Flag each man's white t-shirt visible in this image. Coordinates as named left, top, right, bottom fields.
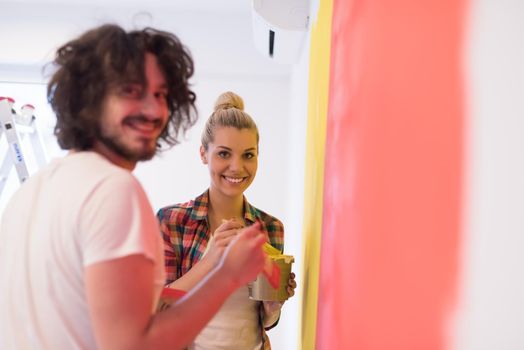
left=0, top=152, right=165, bottom=350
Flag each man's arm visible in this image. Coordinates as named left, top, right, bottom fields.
left=86, top=224, right=266, bottom=350
left=166, top=219, right=243, bottom=291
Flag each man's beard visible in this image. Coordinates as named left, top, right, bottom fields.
left=98, top=133, right=157, bottom=162
left=96, top=115, right=163, bottom=162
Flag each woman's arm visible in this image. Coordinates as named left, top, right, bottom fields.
left=166, top=219, right=245, bottom=291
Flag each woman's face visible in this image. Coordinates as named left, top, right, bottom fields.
left=201, top=126, right=258, bottom=199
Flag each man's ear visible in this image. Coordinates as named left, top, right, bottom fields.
left=200, top=145, right=208, bottom=164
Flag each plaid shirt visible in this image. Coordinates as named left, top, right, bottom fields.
left=157, top=190, right=284, bottom=350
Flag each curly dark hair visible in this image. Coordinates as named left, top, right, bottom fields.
left=47, top=24, right=197, bottom=150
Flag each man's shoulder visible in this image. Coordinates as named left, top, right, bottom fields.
left=74, top=153, right=141, bottom=194
left=71, top=152, right=132, bottom=177
left=46, top=152, right=133, bottom=185
left=14, top=152, right=135, bottom=199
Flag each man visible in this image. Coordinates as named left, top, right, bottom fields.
left=0, top=24, right=267, bottom=350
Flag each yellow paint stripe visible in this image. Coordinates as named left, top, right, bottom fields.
left=300, top=1, right=333, bottom=349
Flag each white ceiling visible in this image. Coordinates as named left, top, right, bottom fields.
left=0, top=0, right=292, bottom=82
left=6, top=0, right=252, bottom=14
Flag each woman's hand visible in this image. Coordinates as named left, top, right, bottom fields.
left=213, top=218, right=245, bottom=248
left=218, top=222, right=267, bottom=288
left=286, top=272, right=297, bottom=298
left=262, top=271, right=297, bottom=326
left=202, top=218, right=244, bottom=265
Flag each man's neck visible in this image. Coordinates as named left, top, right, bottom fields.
left=91, top=142, right=136, bottom=171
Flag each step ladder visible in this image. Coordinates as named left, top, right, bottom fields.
left=0, top=97, right=47, bottom=197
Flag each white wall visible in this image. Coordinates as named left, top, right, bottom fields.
left=1, top=2, right=306, bottom=349
left=453, top=1, right=524, bottom=349
left=0, top=2, right=290, bottom=79
left=272, top=35, right=310, bottom=350
left=135, top=73, right=300, bottom=350
left=135, top=75, right=290, bottom=224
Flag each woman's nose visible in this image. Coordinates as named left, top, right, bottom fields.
left=228, top=156, right=243, bottom=170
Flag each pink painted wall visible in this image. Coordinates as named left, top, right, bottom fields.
left=316, top=1, right=466, bottom=348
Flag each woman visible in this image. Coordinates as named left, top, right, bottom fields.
left=157, top=91, right=295, bottom=349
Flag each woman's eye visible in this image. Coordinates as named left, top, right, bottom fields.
left=218, top=151, right=229, bottom=158
left=244, top=152, right=256, bottom=159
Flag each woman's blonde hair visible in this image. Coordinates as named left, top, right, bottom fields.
left=201, top=91, right=259, bottom=150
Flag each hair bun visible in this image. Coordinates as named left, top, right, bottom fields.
left=214, top=91, right=244, bottom=112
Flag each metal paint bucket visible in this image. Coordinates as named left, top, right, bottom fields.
left=248, top=255, right=294, bottom=301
